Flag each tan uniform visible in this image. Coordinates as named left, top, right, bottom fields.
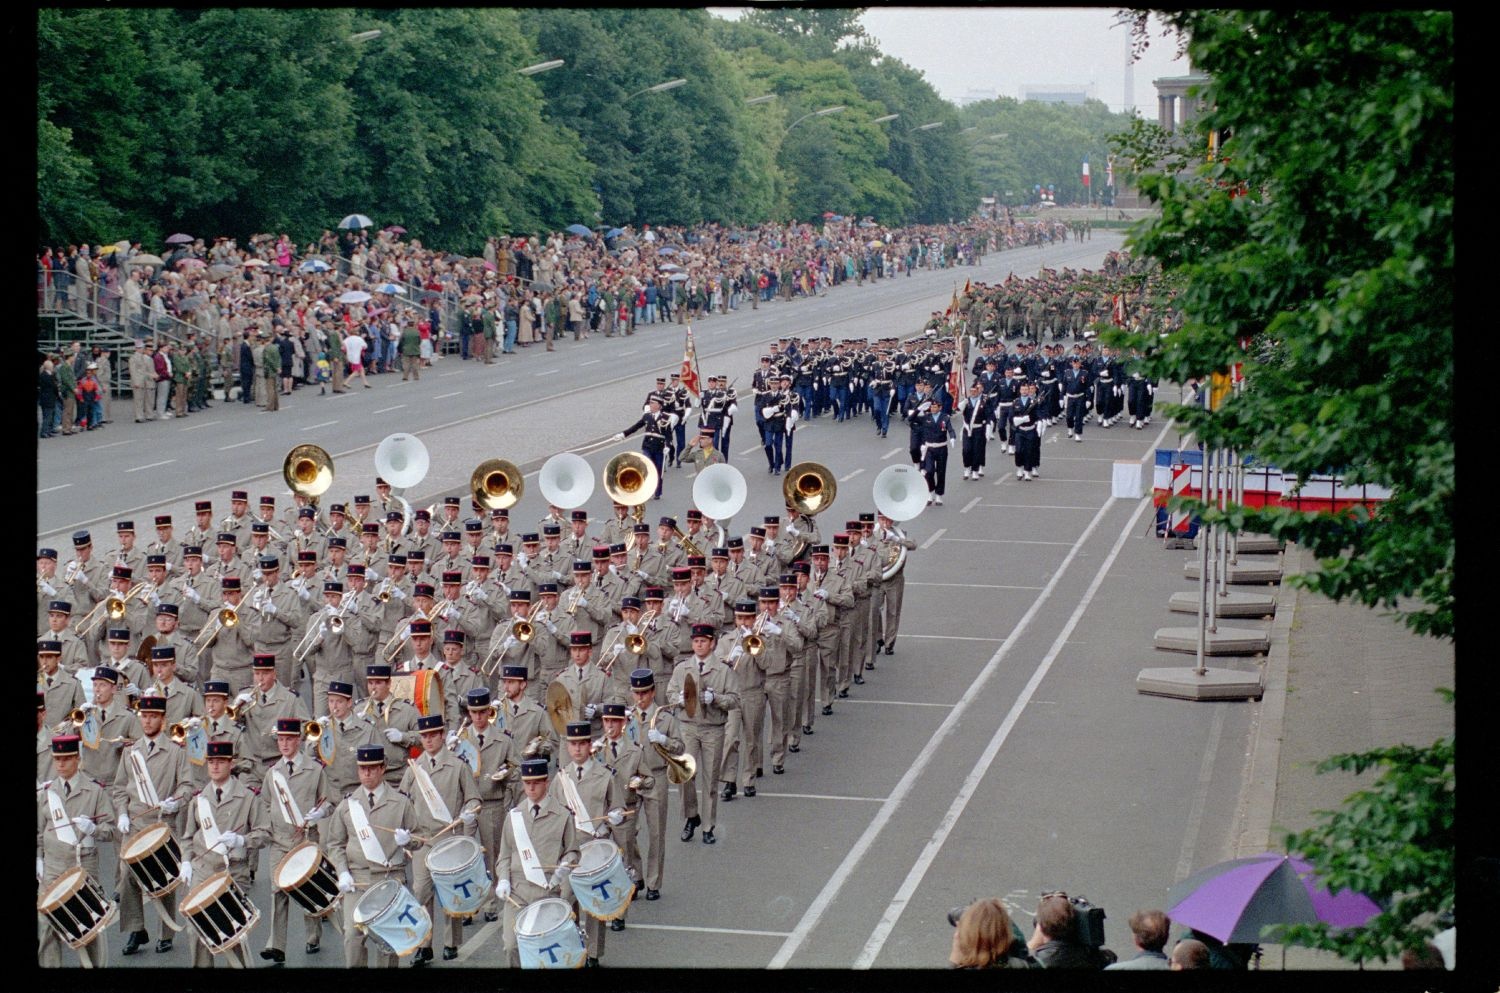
left=356, top=695, right=420, bottom=787
left=547, top=757, right=625, bottom=959
left=665, top=656, right=739, bottom=830
left=111, top=733, right=193, bottom=938
left=324, top=784, right=423, bottom=967
left=497, top=792, right=580, bottom=966
left=183, top=775, right=270, bottom=967
left=261, top=750, right=332, bottom=955
left=622, top=704, right=685, bottom=891
left=37, top=772, right=119, bottom=967
left=400, top=748, right=479, bottom=952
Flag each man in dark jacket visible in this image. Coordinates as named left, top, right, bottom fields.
left=1026, top=895, right=1110, bottom=969
left=238, top=332, right=256, bottom=404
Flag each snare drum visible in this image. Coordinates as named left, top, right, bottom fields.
left=38, top=867, right=117, bottom=950
left=180, top=872, right=260, bottom=955
left=352, top=878, right=431, bottom=958
left=273, top=842, right=342, bottom=919
left=425, top=835, right=491, bottom=917
left=120, top=821, right=184, bottom=899
left=515, top=897, right=587, bottom=969
left=569, top=839, right=635, bottom=921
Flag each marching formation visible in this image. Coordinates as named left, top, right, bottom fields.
left=37, top=419, right=924, bottom=969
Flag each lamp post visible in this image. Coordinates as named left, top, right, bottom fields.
left=784, top=105, right=846, bottom=134
left=625, top=78, right=687, bottom=100
left=872, top=113, right=900, bottom=125
left=518, top=59, right=565, bottom=76
left=746, top=94, right=776, bottom=106
left=911, top=121, right=944, bottom=132
left=349, top=29, right=382, bottom=43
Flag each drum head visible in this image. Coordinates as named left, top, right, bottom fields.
left=38, top=867, right=87, bottom=912
left=353, top=877, right=401, bottom=925
left=181, top=872, right=232, bottom=915
left=427, top=834, right=481, bottom=872
left=576, top=839, right=620, bottom=875
left=122, top=821, right=170, bottom=861
left=517, top=897, right=572, bottom=936
left=275, top=843, right=321, bottom=890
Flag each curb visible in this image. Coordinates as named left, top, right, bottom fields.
left=1231, top=542, right=1303, bottom=857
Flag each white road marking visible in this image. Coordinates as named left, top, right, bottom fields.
left=535, top=369, right=560, bottom=377
left=940, top=538, right=1074, bottom=546
left=87, top=440, right=132, bottom=451
left=959, top=496, right=981, bottom=514
left=905, top=583, right=1045, bottom=591
left=302, top=420, right=339, bottom=431
left=881, top=447, right=903, bottom=460
left=620, top=350, right=638, bottom=357
left=853, top=484, right=1157, bottom=968
left=755, top=791, right=890, bottom=802
left=179, top=420, right=220, bottom=431
left=837, top=699, right=955, bottom=708
left=580, top=359, right=601, bottom=367
left=433, top=391, right=463, bottom=400
left=739, top=445, right=762, bottom=456
left=488, top=380, right=515, bottom=387
left=980, top=503, right=1101, bottom=510
left=628, top=924, right=793, bottom=938
left=769, top=419, right=1173, bottom=971
left=126, top=459, right=177, bottom=473
left=1174, top=705, right=1228, bottom=883
left=37, top=484, right=73, bottom=495
left=217, top=439, right=261, bottom=451
left=918, top=528, right=946, bottom=550
left=652, top=341, right=671, bottom=349
left=837, top=468, right=865, bottom=482
left=373, top=404, right=407, bottom=414
left=440, top=370, right=463, bottom=377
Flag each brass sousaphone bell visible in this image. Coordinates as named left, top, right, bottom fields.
left=602, top=452, right=659, bottom=515
left=284, top=444, right=335, bottom=506
left=783, top=461, right=837, bottom=558
left=470, top=458, right=524, bottom=511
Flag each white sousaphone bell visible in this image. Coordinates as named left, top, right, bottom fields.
left=691, top=463, right=747, bottom=545
left=538, top=453, right=596, bottom=511
left=871, top=464, right=927, bottom=580
left=374, top=433, right=431, bottom=536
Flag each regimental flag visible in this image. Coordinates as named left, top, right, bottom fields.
left=1105, top=155, right=1115, bottom=189
left=1082, top=156, right=1091, bottom=187
left=681, top=326, right=702, bottom=396
left=1112, top=294, right=1126, bottom=327
left=945, top=282, right=959, bottom=321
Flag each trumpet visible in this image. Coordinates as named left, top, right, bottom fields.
left=225, top=698, right=255, bottom=722
left=375, top=577, right=394, bottom=603
left=37, top=572, right=58, bottom=596
left=168, top=716, right=203, bottom=745
left=64, top=560, right=82, bottom=584
left=564, top=585, right=585, bottom=617
left=488, top=760, right=514, bottom=783
left=51, top=706, right=92, bottom=733
left=304, top=718, right=325, bottom=743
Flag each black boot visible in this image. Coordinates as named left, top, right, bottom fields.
left=680, top=815, right=700, bottom=842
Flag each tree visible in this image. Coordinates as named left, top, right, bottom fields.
left=743, top=9, right=869, bottom=58
left=1117, top=10, right=1454, bottom=640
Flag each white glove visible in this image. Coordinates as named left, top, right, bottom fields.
left=552, top=864, right=572, bottom=889
left=305, top=804, right=328, bottom=823
left=763, top=621, right=783, bottom=635
left=446, top=732, right=459, bottom=749
left=296, top=586, right=311, bottom=601
left=36, top=857, right=44, bottom=881
left=495, top=878, right=511, bottom=901
left=635, top=569, right=649, bottom=580
left=337, top=870, right=355, bottom=893
left=593, top=824, right=610, bottom=839
left=234, top=690, right=254, bottom=706
left=71, top=815, right=96, bottom=837
left=606, top=808, right=625, bottom=826
left=39, top=580, right=57, bottom=597
left=814, top=589, right=828, bottom=600
left=263, top=601, right=278, bottom=616
left=700, top=688, right=715, bottom=706
left=785, top=524, right=800, bottom=537
left=459, top=808, right=477, bottom=827
left=473, top=588, right=488, bottom=602
left=727, top=645, right=743, bottom=661
left=150, top=591, right=162, bottom=607
left=675, top=692, right=685, bottom=707
left=582, top=703, right=597, bottom=719
left=159, top=796, right=181, bottom=814
left=394, top=827, right=412, bottom=846
left=383, top=727, right=404, bottom=743
left=181, top=859, right=193, bottom=885
left=392, top=587, right=407, bottom=601
left=125, top=682, right=142, bottom=698
left=186, top=587, right=202, bottom=604
left=118, top=813, right=131, bottom=834
left=219, top=830, right=245, bottom=851
left=647, top=728, right=668, bottom=745
left=610, top=432, right=625, bottom=443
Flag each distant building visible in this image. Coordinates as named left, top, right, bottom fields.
left=1020, top=83, right=1095, bottom=106
left=957, top=87, right=999, bottom=108
left=1152, top=63, right=1211, bottom=133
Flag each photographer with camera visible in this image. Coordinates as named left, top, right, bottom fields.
left=1025, top=892, right=1115, bottom=969
left=948, top=899, right=1036, bottom=970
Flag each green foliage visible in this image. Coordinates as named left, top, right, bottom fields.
left=1121, top=10, right=1454, bottom=640
left=963, top=96, right=1134, bottom=206
left=1279, top=726, right=1455, bottom=964
left=743, top=9, right=869, bottom=58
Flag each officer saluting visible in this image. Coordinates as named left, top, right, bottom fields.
left=610, top=394, right=676, bottom=501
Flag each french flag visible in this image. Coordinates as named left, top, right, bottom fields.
left=1081, top=157, right=1090, bottom=188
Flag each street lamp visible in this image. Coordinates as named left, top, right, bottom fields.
left=784, top=105, right=846, bottom=134
left=518, top=59, right=565, bottom=76
left=349, top=29, right=383, bottom=43
left=872, top=114, right=900, bottom=124
left=625, top=78, right=687, bottom=100
left=911, top=121, right=944, bottom=132
left=960, top=126, right=978, bottom=134
left=746, top=94, right=776, bottom=106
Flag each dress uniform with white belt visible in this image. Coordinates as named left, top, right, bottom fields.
left=182, top=739, right=270, bottom=968
left=495, top=758, right=580, bottom=967
left=260, top=717, right=334, bottom=963
left=400, top=712, right=480, bottom=963
left=324, top=745, right=424, bottom=968
left=111, top=694, right=193, bottom=956
left=549, top=720, right=626, bottom=965
left=37, top=734, right=119, bottom=967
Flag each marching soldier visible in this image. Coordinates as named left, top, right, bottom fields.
left=63, top=530, right=109, bottom=615
left=400, top=712, right=480, bottom=964
left=359, top=663, right=421, bottom=788
left=771, top=575, right=819, bottom=768
left=666, top=623, right=739, bottom=845
left=37, top=734, right=119, bottom=967
left=101, top=627, right=149, bottom=701
left=624, top=669, right=681, bottom=902
left=40, top=600, right=91, bottom=673
left=325, top=744, right=424, bottom=968
left=459, top=687, right=521, bottom=925
left=205, top=576, right=257, bottom=694
left=197, top=681, right=258, bottom=792
left=181, top=739, right=269, bottom=968
left=1062, top=353, right=1091, bottom=442
left=550, top=631, right=609, bottom=737
left=80, top=665, right=136, bottom=787
left=610, top=394, right=676, bottom=501
left=494, top=757, right=580, bottom=968
left=873, top=511, right=917, bottom=657
left=147, top=515, right=185, bottom=573
left=548, top=720, right=627, bottom=966
left=258, top=716, right=334, bottom=962
left=145, top=645, right=204, bottom=727
left=112, top=694, right=192, bottom=956
left=497, top=664, right=556, bottom=768
left=184, top=501, right=216, bottom=552
left=303, top=581, right=358, bottom=719
left=560, top=559, right=612, bottom=643
left=237, top=654, right=310, bottom=771
left=109, top=520, right=148, bottom=580
left=248, top=554, right=306, bottom=688
left=595, top=701, right=647, bottom=932
left=39, top=640, right=85, bottom=718
left=808, top=543, right=855, bottom=713
left=1012, top=380, right=1044, bottom=480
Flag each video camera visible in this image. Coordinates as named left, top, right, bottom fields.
left=947, top=892, right=1107, bottom=950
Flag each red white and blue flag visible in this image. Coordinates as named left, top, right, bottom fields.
left=1081, top=157, right=1091, bottom=188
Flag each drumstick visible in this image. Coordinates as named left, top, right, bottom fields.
left=577, top=808, right=639, bottom=826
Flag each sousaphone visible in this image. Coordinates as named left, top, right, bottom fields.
left=783, top=461, right=836, bottom=558
left=538, top=453, right=595, bottom=510
left=471, top=459, right=524, bottom=511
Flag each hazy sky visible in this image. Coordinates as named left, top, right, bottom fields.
left=708, top=7, right=1191, bottom=115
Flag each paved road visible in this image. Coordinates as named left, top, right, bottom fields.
left=45, top=228, right=1274, bottom=970
left=38, top=234, right=1120, bottom=542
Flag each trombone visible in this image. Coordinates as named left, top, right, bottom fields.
left=381, top=607, right=430, bottom=662
left=74, top=583, right=146, bottom=637
left=623, top=606, right=658, bottom=655
left=191, top=602, right=242, bottom=661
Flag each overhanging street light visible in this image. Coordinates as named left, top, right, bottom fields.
left=349, top=30, right=383, bottom=43
left=872, top=114, right=900, bottom=124
left=518, top=59, right=565, bottom=76
left=784, top=104, right=846, bottom=134
left=912, top=121, right=944, bottom=132
left=746, top=94, right=776, bottom=106
left=625, top=78, right=687, bottom=100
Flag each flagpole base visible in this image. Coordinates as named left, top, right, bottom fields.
left=1184, top=555, right=1283, bottom=585
left=1136, top=665, right=1264, bottom=701
left=1168, top=590, right=1277, bottom=618
left=1153, top=626, right=1271, bottom=656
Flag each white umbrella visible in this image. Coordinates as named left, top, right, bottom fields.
left=298, top=259, right=331, bottom=273
left=658, top=263, right=684, bottom=272
left=376, top=282, right=407, bottom=295
left=337, top=290, right=372, bottom=304
left=243, top=258, right=269, bottom=267
left=339, top=214, right=374, bottom=230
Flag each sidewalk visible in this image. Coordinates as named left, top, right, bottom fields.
left=1238, top=544, right=1455, bottom=969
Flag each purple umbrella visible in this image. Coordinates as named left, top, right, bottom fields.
left=1166, top=854, right=1381, bottom=944
left=165, top=233, right=194, bottom=245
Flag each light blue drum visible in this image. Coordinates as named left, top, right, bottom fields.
left=516, top=897, right=586, bottom=969
left=569, top=839, right=635, bottom=921
left=352, top=878, right=431, bottom=958
left=426, top=835, right=492, bottom=917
